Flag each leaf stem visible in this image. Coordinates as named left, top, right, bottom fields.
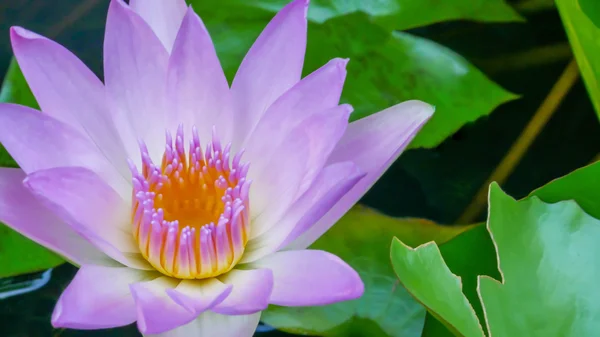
left=47, top=0, right=101, bottom=37
left=456, top=59, right=580, bottom=224
left=476, top=43, right=572, bottom=74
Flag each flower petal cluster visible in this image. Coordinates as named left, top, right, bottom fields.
left=0, top=0, right=433, bottom=335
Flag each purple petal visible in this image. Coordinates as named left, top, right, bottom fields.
left=0, top=103, right=128, bottom=197
left=243, top=58, right=347, bottom=149
left=52, top=265, right=156, bottom=329
left=248, top=124, right=310, bottom=236
left=10, top=27, right=129, bottom=179
left=166, top=279, right=232, bottom=316
left=212, top=269, right=273, bottom=315
left=295, top=104, right=352, bottom=195
left=242, top=162, right=364, bottom=263
left=288, top=100, right=434, bottom=249
left=24, top=167, right=151, bottom=270
left=104, top=0, right=169, bottom=162
left=144, top=311, right=261, bottom=337
left=0, top=168, right=111, bottom=266
left=230, top=0, right=308, bottom=148
left=128, top=0, right=186, bottom=52
left=250, top=104, right=352, bottom=238
left=167, top=7, right=232, bottom=144
left=253, top=250, right=364, bottom=306
left=131, top=277, right=196, bottom=334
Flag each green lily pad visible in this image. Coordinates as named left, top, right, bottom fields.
left=478, top=183, right=600, bottom=336
left=346, top=31, right=518, bottom=148
left=579, top=0, right=600, bottom=29
left=262, top=206, right=474, bottom=336
left=0, top=58, right=64, bottom=278
left=0, top=59, right=37, bottom=168
left=530, top=161, right=600, bottom=219
left=556, top=0, right=600, bottom=119
left=0, top=58, right=38, bottom=109
left=0, top=227, right=63, bottom=279
left=373, top=0, right=523, bottom=31
left=297, top=14, right=519, bottom=149
left=190, top=2, right=517, bottom=149
left=242, top=0, right=523, bottom=29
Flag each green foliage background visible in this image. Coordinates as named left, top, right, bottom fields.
left=0, top=0, right=599, bottom=336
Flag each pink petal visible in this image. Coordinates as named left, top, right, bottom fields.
left=253, top=250, right=364, bottom=306
left=242, top=162, right=364, bottom=263
left=249, top=104, right=352, bottom=238
left=104, top=0, right=169, bottom=163
left=130, top=277, right=195, bottom=334
left=288, top=100, right=434, bottom=249
left=24, top=167, right=151, bottom=270
left=52, top=265, right=157, bottom=329
left=242, top=57, right=347, bottom=149
left=166, top=279, right=232, bottom=316
left=230, top=0, right=308, bottom=148
left=295, top=104, right=353, bottom=195
left=129, top=0, right=186, bottom=52
left=167, top=7, right=232, bottom=144
left=144, top=311, right=260, bottom=337
left=0, top=168, right=111, bottom=266
left=10, top=27, right=129, bottom=179
left=248, top=123, right=310, bottom=236
left=212, top=269, right=273, bottom=315
left=0, top=103, right=129, bottom=198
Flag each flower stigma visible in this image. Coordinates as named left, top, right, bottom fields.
left=129, top=125, right=251, bottom=279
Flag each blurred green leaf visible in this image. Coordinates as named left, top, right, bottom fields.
left=421, top=314, right=454, bottom=337
left=262, top=206, right=473, bottom=336
left=0, top=226, right=63, bottom=278
left=191, top=2, right=517, bottom=148
left=0, top=59, right=37, bottom=168
left=373, top=0, right=523, bottom=31
left=0, top=143, right=15, bottom=168
left=478, top=183, right=600, bottom=336
left=390, top=239, right=485, bottom=337
left=557, top=0, right=600, bottom=119
left=243, top=0, right=523, bottom=29
left=0, top=58, right=64, bottom=278
left=530, top=161, right=600, bottom=219
left=0, top=58, right=38, bottom=109
left=515, top=0, right=555, bottom=13
left=346, top=32, right=518, bottom=148
left=579, top=0, right=600, bottom=29
left=250, top=0, right=400, bottom=24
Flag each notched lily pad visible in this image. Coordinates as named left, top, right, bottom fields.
left=478, top=183, right=600, bottom=336
left=392, top=182, right=600, bottom=337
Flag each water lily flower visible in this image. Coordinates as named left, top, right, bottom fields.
left=0, top=0, right=433, bottom=335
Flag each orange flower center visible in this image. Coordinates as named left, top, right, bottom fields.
left=129, top=126, right=250, bottom=279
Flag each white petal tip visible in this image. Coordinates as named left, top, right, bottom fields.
left=333, top=57, right=350, bottom=72
left=50, top=302, right=63, bottom=327
left=401, top=100, right=435, bottom=120
left=10, top=26, right=41, bottom=41
left=339, top=103, right=354, bottom=115
left=291, top=0, right=310, bottom=18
